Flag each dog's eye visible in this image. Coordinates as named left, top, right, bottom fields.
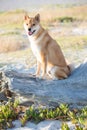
left=26, top=23, right=28, bottom=26
left=33, top=24, right=35, bottom=26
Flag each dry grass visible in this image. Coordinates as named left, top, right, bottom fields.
left=0, top=10, right=25, bottom=29
left=57, top=36, right=87, bottom=50
left=0, top=5, right=87, bottom=28
left=39, top=5, right=87, bottom=24
left=0, top=36, right=21, bottom=52
left=0, top=35, right=28, bottom=53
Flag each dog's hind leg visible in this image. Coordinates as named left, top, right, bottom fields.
left=48, top=66, right=68, bottom=80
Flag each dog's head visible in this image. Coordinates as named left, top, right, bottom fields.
left=24, top=14, right=40, bottom=36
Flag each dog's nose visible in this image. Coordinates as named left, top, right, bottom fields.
left=28, top=28, right=31, bottom=31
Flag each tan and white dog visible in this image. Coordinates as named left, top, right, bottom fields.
left=24, top=14, right=72, bottom=79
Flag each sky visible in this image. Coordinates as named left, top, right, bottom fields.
left=0, top=0, right=87, bottom=11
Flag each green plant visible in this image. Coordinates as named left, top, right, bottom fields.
left=75, top=125, right=83, bottom=130
left=61, top=122, right=70, bottom=130
left=20, top=104, right=87, bottom=129
left=60, top=104, right=69, bottom=115
left=0, top=101, right=87, bottom=129
left=20, top=104, right=68, bottom=125
left=0, top=100, right=19, bottom=129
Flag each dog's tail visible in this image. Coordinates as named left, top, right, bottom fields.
left=66, top=59, right=75, bottom=73
left=66, top=59, right=76, bottom=73
left=68, top=63, right=75, bottom=73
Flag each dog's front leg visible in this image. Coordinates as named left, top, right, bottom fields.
left=41, top=54, right=47, bottom=78
left=35, top=60, right=41, bottom=76
left=32, top=61, right=41, bottom=77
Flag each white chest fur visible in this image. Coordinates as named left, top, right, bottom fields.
left=28, top=32, right=46, bottom=63
left=30, top=40, right=42, bottom=62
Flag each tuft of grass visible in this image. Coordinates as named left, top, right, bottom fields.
left=0, top=35, right=28, bottom=53
left=61, top=122, right=70, bottom=130
left=58, top=16, right=75, bottom=23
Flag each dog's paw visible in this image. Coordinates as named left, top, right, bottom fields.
left=40, top=73, right=50, bottom=80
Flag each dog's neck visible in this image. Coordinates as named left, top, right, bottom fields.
left=33, top=26, right=45, bottom=40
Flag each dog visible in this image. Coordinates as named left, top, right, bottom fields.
left=24, top=14, right=72, bottom=79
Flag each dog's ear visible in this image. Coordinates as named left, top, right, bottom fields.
left=24, top=15, right=29, bottom=20
left=35, top=14, right=40, bottom=22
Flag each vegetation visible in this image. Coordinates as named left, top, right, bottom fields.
left=0, top=100, right=87, bottom=129
left=0, top=5, right=87, bottom=28
left=0, top=100, right=19, bottom=129
left=58, top=16, right=75, bottom=23
left=20, top=104, right=87, bottom=129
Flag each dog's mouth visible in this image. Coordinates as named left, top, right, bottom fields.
left=28, top=30, right=36, bottom=36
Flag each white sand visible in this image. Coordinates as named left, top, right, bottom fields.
left=8, top=120, right=75, bottom=130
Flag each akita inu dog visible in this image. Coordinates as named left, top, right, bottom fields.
left=24, top=14, right=72, bottom=79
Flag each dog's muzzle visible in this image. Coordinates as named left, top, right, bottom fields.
left=28, top=30, right=36, bottom=36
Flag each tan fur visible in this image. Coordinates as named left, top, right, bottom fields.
left=24, top=14, right=71, bottom=79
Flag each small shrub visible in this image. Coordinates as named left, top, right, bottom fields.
left=58, top=16, right=75, bottom=23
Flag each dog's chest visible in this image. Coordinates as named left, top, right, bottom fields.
left=30, top=41, right=42, bottom=62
